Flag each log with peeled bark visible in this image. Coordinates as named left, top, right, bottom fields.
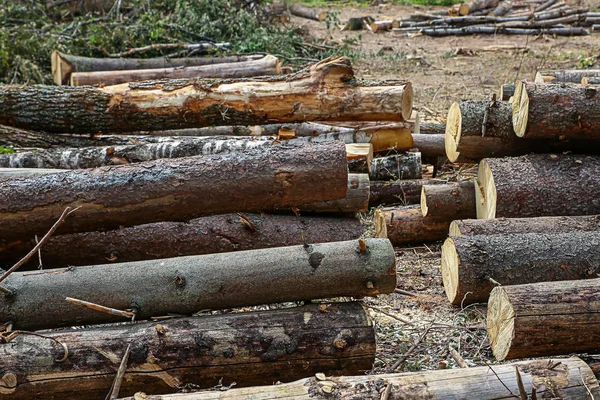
left=411, top=134, right=445, bottom=157
left=420, top=182, right=475, bottom=220
left=0, top=238, right=396, bottom=330
left=441, top=231, right=600, bottom=305
left=288, top=174, right=369, bottom=213
left=0, top=141, right=348, bottom=243
left=378, top=205, right=450, bottom=245
left=0, top=302, right=375, bottom=400
left=0, top=212, right=367, bottom=269
left=512, top=81, right=600, bottom=139
left=51, top=50, right=265, bottom=85
left=475, top=154, right=600, bottom=219
left=534, top=69, right=600, bottom=83
left=368, top=152, right=422, bottom=181
left=369, top=179, right=447, bottom=207
left=499, top=83, right=515, bottom=101
left=0, top=57, right=414, bottom=133
left=123, top=357, right=600, bottom=400
left=449, top=215, right=600, bottom=237
left=289, top=3, right=325, bottom=20
left=69, top=55, right=282, bottom=86
left=0, top=168, right=67, bottom=179
left=488, top=279, right=600, bottom=360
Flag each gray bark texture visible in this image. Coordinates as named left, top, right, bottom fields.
left=369, top=179, right=447, bottom=208
left=367, top=152, right=422, bottom=181
left=450, top=215, right=600, bottom=237
left=0, top=168, right=67, bottom=179
left=0, top=238, right=396, bottom=330
left=537, top=69, right=600, bottom=83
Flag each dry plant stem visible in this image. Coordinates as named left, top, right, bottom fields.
left=107, top=344, right=131, bottom=400
left=65, top=297, right=135, bottom=319
left=449, top=347, right=469, bottom=368
left=389, top=327, right=431, bottom=371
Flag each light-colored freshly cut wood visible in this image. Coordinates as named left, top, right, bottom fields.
left=69, top=55, right=282, bottom=86
left=534, top=69, right=600, bottom=83
left=450, top=0, right=500, bottom=16
left=121, top=357, right=600, bottom=399
left=488, top=279, right=600, bottom=360
left=346, top=143, right=373, bottom=173
left=420, top=182, right=475, bottom=220
left=378, top=205, right=450, bottom=245
left=370, top=20, right=400, bottom=31
left=0, top=302, right=375, bottom=399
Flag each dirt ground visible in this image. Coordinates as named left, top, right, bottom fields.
left=289, top=2, right=600, bottom=374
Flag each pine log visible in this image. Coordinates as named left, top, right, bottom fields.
left=583, top=77, right=600, bottom=85
left=126, top=357, right=600, bottom=399
left=0, top=141, right=349, bottom=243
left=421, top=26, right=588, bottom=36
left=488, top=279, right=600, bottom=360
left=411, top=134, right=445, bottom=157
left=534, top=69, right=600, bottom=83
left=491, top=0, right=512, bottom=16
left=369, top=179, right=447, bottom=207
left=475, top=154, right=600, bottom=219
left=0, top=168, right=67, bottom=179
left=449, top=215, right=600, bottom=237
left=70, top=55, right=282, bottom=86
left=499, top=83, right=514, bottom=101
left=346, top=143, right=373, bottom=173
left=290, top=174, right=369, bottom=213
left=420, top=182, right=475, bottom=220
left=369, top=152, right=422, bottom=181
left=450, top=0, right=500, bottom=16
left=289, top=3, right=325, bottom=21
left=379, top=206, right=450, bottom=245
left=0, top=302, right=375, bottom=400
left=534, top=0, right=558, bottom=12
left=0, top=57, right=414, bottom=133
left=370, top=20, right=399, bottom=31
left=441, top=231, right=600, bottom=305
left=512, top=81, right=600, bottom=139
left=51, top=50, right=265, bottom=85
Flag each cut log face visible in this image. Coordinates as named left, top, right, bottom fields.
left=379, top=205, right=450, bottom=245
left=441, top=231, right=600, bottom=305
left=420, top=182, right=475, bottom=220
left=0, top=238, right=396, bottom=330
left=0, top=302, right=375, bottom=399
left=488, top=279, right=600, bottom=360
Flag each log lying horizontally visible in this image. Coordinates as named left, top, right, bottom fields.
left=499, top=83, right=515, bottom=101
left=449, top=215, right=600, bottom=237
left=369, top=179, right=447, bottom=208
left=441, top=231, right=600, bottom=305
left=0, top=302, right=375, bottom=399
left=488, top=279, right=600, bottom=360
left=0, top=168, right=67, bottom=179
left=420, top=182, right=475, bottom=220
left=0, top=238, right=396, bottom=330
left=69, top=55, right=282, bottom=86
left=289, top=3, right=325, bottom=21
left=124, top=357, right=600, bottom=399
left=379, top=205, right=450, bottom=245
left=411, top=134, right=446, bottom=157
left=0, top=56, right=414, bottom=133
left=368, top=152, right=422, bottom=181
left=534, top=69, right=600, bottom=83
left=0, top=142, right=348, bottom=242
left=289, top=174, right=370, bottom=213
left=475, top=154, right=600, bottom=219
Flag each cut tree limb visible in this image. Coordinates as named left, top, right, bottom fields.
left=534, top=69, right=600, bottom=83
left=420, top=182, right=475, bottom=220
left=488, top=279, right=600, bottom=360
left=289, top=3, right=326, bottom=21
left=451, top=0, right=500, bottom=16
left=0, top=141, right=349, bottom=243
left=421, top=26, right=588, bottom=36
left=378, top=205, right=450, bottom=245
left=0, top=238, right=396, bottom=330
left=369, top=179, right=447, bottom=208
left=0, top=302, right=375, bottom=399
left=411, top=134, right=446, bottom=157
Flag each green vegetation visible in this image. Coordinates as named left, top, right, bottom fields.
left=302, top=0, right=461, bottom=6
left=0, top=146, right=15, bottom=154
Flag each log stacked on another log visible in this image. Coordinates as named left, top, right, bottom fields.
left=368, top=152, right=422, bottom=181
left=420, top=182, right=476, bottom=221
left=378, top=205, right=450, bottom=245
left=369, top=179, right=447, bottom=208
left=535, top=69, right=600, bottom=83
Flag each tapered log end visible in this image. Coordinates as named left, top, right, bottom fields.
left=459, top=3, right=470, bottom=15
left=487, top=286, right=515, bottom=361
left=444, top=102, right=462, bottom=162
left=512, top=82, right=529, bottom=137
left=420, top=186, right=428, bottom=217
left=441, top=238, right=460, bottom=305
left=401, top=83, right=414, bottom=121
left=475, top=160, right=496, bottom=219
left=448, top=220, right=462, bottom=237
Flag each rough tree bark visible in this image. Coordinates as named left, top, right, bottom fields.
left=368, top=152, right=422, bottom=181
left=0, top=142, right=349, bottom=243
left=289, top=174, right=369, bottom=213
left=475, top=154, right=600, bottom=219
left=0, top=56, right=414, bottom=133
left=534, top=69, right=600, bottom=83
left=0, top=168, right=67, bottom=179
left=411, top=134, right=445, bottom=157
left=440, top=231, right=600, bottom=305
left=420, top=182, right=475, bottom=220
left=0, top=238, right=396, bottom=330
left=369, top=179, right=447, bottom=208
left=289, top=3, right=325, bottom=20
left=0, top=302, right=375, bottom=400
left=378, top=205, right=450, bottom=245
left=488, top=279, right=600, bottom=360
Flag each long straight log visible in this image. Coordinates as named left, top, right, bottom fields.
left=488, top=279, right=600, bottom=360
left=0, top=238, right=395, bottom=330
left=411, top=134, right=445, bottom=157
left=535, top=69, right=600, bottom=83
left=127, top=357, right=600, bottom=399
left=441, top=231, right=600, bottom=305
left=0, top=57, right=413, bottom=133
left=0, top=141, right=349, bottom=243
left=0, top=302, right=375, bottom=399
left=69, top=55, right=282, bottom=86
left=450, top=215, right=600, bottom=236
left=0, top=168, right=67, bottom=179
left=368, top=152, right=422, bottom=181
left=369, top=179, right=447, bottom=207
left=422, top=26, right=588, bottom=36
left=379, top=205, right=450, bottom=245
left=420, top=182, right=475, bottom=220
left=475, top=154, right=600, bottom=219
left=289, top=3, right=325, bottom=20
left=290, top=174, right=369, bottom=213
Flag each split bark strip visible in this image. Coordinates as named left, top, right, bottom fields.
left=70, top=55, right=282, bottom=86
left=369, top=179, right=447, bottom=208
left=0, top=141, right=349, bottom=243
left=0, top=57, right=413, bottom=134
left=475, top=154, right=600, bottom=219
left=0, top=238, right=396, bottom=330
left=379, top=206, right=450, bottom=245
left=120, top=357, right=600, bottom=399
left=420, top=182, right=476, bottom=221
left=440, top=231, right=600, bottom=305
left=367, top=152, right=422, bottom=181
left=0, top=302, right=375, bottom=399
left=535, top=69, right=600, bottom=83
left=289, top=3, right=326, bottom=21
left=65, top=297, right=135, bottom=319
left=512, top=81, right=600, bottom=139
left=106, top=344, right=132, bottom=400
left=449, top=215, right=600, bottom=237
left=488, top=279, right=600, bottom=360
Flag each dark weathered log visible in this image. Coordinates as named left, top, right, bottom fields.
left=369, top=179, right=447, bottom=207
left=0, top=57, right=413, bottom=133
left=0, top=238, right=396, bottom=330
left=513, top=81, right=600, bottom=139
left=499, top=14, right=585, bottom=28
left=499, top=83, right=514, bottom=101
left=420, top=182, right=475, bottom=221
left=476, top=154, right=600, bottom=219
left=379, top=205, right=449, bottom=245
left=289, top=3, right=325, bottom=21
left=51, top=50, right=265, bottom=85
left=0, top=125, right=100, bottom=149
left=422, top=26, right=588, bottom=36
left=441, top=231, right=600, bottom=305
left=449, top=215, right=600, bottom=236
left=132, top=357, right=600, bottom=399
left=0, top=142, right=349, bottom=243
left=535, top=69, right=600, bottom=83
left=411, top=134, right=445, bottom=157
left=488, top=279, right=600, bottom=360
left=290, top=174, right=369, bottom=213
left=0, top=302, right=375, bottom=399
left=0, top=213, right=367, bottom=269
left=368, top=152, right=422, bottom=181
left=70, top=55, right=282, bottom=86
left=419, top=122, right=445, bottom=135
